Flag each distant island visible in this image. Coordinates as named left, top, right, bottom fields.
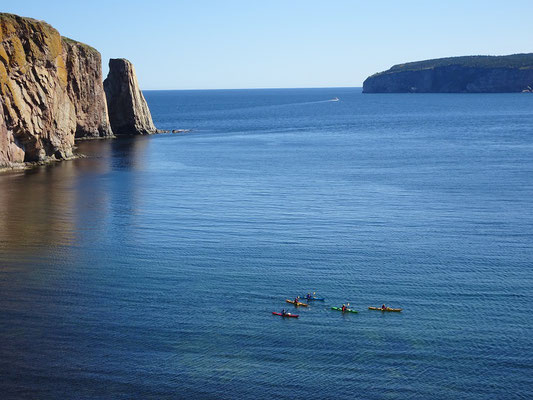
left=363, top=53, right=533, bottom=93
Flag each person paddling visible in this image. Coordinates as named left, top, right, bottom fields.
left=381, top=304, right=386, bottom=310
left=341, top=304, right=347, bottom=312
left=306, top=293, right=312, bottom=301
left=294, top=297, right=300, bottom=305
left=281, top=309, right=287, bottom=316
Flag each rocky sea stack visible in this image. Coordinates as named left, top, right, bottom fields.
left=0, top=13, right=157, bottom=170
left=363, top=53, right=533, bottom=93
left=104, top=58, right=156, bottom=135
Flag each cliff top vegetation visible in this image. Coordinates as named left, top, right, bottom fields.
left=372, top=54, right=533, bottom=77
left=61, top=36, right=98, bottom=54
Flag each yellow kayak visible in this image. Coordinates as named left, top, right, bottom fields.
left=286, top=299, right=309, bottom=307
left=368, top=306, right=402, bottom=312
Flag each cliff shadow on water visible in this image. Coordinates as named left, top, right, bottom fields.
left=0, top=135, right=150, bottom=262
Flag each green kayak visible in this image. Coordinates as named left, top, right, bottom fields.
left=331, top=306, right=358, bottom=313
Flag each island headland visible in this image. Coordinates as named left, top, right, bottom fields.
left=0, top=13, right=158, bottom=171
left=363, top=53, right=533, bottom=93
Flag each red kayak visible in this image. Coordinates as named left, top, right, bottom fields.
left=272, top=312, right=299, bottom=318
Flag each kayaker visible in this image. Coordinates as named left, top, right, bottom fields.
left=306, top=293, right=312, bottom=300
left=341, top=304, right=346, bottom=312
left=281, top=309, right=287, bottom=316
left=294, top=297, right=300, bottom=305
left=381, top=304, right=386, bottom=310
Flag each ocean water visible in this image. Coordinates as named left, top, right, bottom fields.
left=0, top=88, right=532, bottom=399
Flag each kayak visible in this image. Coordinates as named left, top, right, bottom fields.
left=286, top=299, right=309, bottom=307
left=331, top=307, right=358, bottom=313
left=272, top=312, right=299, bottom=318
left=368, top=307, right=402, bottom=312
left=301, top=296, right=325, bottom=301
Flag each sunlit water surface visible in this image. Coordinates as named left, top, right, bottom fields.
left=1, top=88, right=532, bottom=399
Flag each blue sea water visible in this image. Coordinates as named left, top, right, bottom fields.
left=0, top=88, right=532, bottom=399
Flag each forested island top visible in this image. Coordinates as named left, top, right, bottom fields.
left=363, top=53, right=533, bottom=93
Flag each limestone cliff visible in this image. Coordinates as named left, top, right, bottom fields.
left=0, top=13, right=76, bottom=166
left=62, top=37, right=112, bottom=138
left=0, top=13, right=112, bottom=168
left=363, top=54, right=533, bottom=93
left=0, top=102, right=17, bottom=165
left=103, top=58, right=156, bottom=135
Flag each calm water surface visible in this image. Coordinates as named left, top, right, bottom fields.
left=0, top=88, right=532, bottom=399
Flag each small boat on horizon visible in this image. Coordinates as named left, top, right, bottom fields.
left=331, top=97, right=339, bottom=102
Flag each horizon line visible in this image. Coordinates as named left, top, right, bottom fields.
left=141, top=86, right=363, bottom=92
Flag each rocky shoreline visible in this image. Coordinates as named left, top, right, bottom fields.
left=0, top=13, right=180, bottom=172
left=0, top=152, right=87, bottom=173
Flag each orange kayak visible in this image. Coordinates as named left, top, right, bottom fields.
left=369, top=306, right=402, bottom=312
left=286, top=299, right=309, bottom=307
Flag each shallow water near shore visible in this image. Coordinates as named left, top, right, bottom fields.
left=1, top=88, right=532, bottom=399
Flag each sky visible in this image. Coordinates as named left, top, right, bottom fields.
left=3, top=1, right=533, bottom=90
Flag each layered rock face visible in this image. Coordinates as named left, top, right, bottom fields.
left=103, top=58, right=156, bottom=135
left=363, top=54, right=533, bottom=93
left=0, top=14, right=76, bottom=165
left=62, top=37, right=112, bottom=138
left=0, top=13, right=113, bottom=168
left=0, top=103, right=17, bottom=165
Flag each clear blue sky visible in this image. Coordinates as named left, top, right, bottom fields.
left=4, top=1, right=533, bottom=89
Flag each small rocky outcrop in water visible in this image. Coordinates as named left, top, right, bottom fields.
left=0, top=13, right=113, bottom=168
left=103, top=58, right=156, bottom=135
left=363, top=54, right=533, bottom=93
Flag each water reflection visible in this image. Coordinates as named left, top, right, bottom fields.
left=106, top=137, right=149, bottom=243
left=108, top=136, right=149, bottom=171
left=0, top=137, right=149, bottom=261
left=0, top=165, right=78, bottom=256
